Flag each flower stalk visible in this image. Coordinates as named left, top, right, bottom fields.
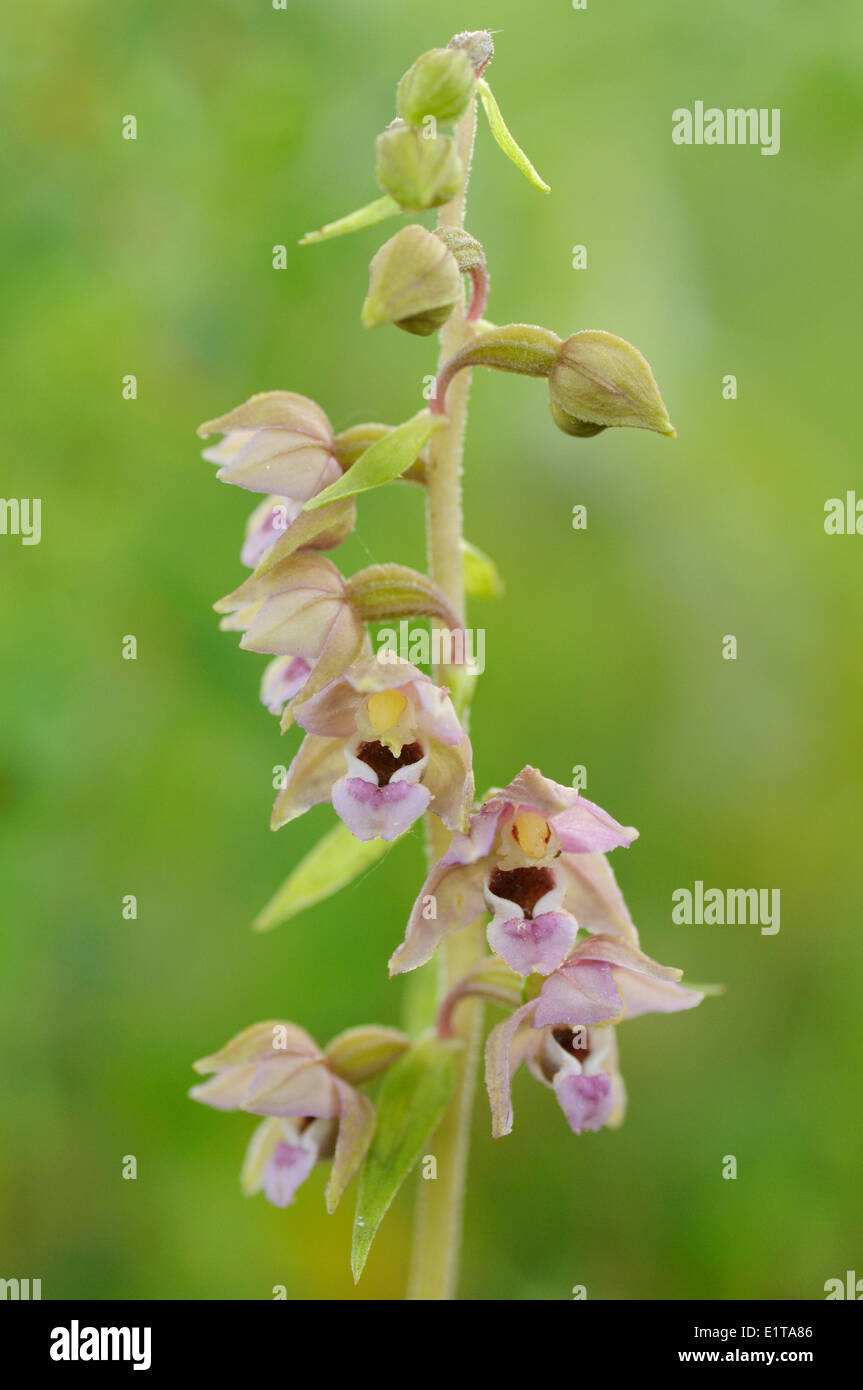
left=408, top=88, right=483, bottom=1302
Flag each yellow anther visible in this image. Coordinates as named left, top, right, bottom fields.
left=366, top=689, right=408, bottom=734
left=512, top=811, right=551, bottom=859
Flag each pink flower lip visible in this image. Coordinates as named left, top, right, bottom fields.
left=487, top=910, right=578, bottom=977
left=332, top=776, right=431, bottom=841
left=553, top=1071, right=614, bottom=1134
left=262, top=1141, right=317, bottom=1207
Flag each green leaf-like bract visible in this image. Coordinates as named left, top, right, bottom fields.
left=351, top=1035, right=460, bottom=1282
left=252, top=822, right=393, bottom=932
left=305, top=410, right=445, bottom=510
left=476, top=78, right=551, bottom=194
left=300, top=195, right=401, bottom=246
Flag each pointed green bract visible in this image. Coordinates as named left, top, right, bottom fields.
left=300, top=195, right=401, bottom=246
left=252, top=823, right=393, bottom=932
left=462, top=539, right=503, bottom=599
left=351, top=1035, right=460, bottom=1282
left=476, top=78, right=550, bottom=194
left=305, top=410, right=446, bottom=510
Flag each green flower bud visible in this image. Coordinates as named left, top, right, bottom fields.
left=362, top=224, right=462, bottom=336
left=396, top=47, right=475, bottom=127
left=324, top=1026, right=411, bottom=1086
left=548, top=330, right=676, bottom=438
left=375, top=123, right=463, bottom=212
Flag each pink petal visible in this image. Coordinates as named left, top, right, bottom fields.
left=533, top=961, right=623, bottom=1028
left=241, top=591, right=346, bottom=657
left=241, top=498, right=303, bottom=568
left=262, top=1142, right=317, bottom=1207
left=332, top=776, right=431, bottom=841
left=485, top=1001, right=539, bottom=1138
left=217, top=429, right=342, bottom=499
left=243, top=1057, right=339, bottom=1119
left=567, top=933, right=684, bottom=983
left=198, top=391, right=333, bottom=444
left=295, top=655, right=427, bottom=737
left=487, top=910, right=578, bottom=977
left=492, top=767, right=579, bottom=818
left=188, top=1063, right=259, bottom=1111
left=388, top=859, right=486, bottom=975
left=260, top=655, right=311, bottom=715
left=412, top=680, right=465, bottom=746
left=557, top=852, right=640, bottom=945
left=552, top=796, right=638, bottom=853
left=271, top=734, right=347, bottom=830
left=553, top=1072, right=614, bottom=1134
left=612, top=972, right=704, bottom=1019
left=388, top=802, right=507, bottom=976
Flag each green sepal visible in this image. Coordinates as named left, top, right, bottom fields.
left=300, top=195, right=401, bottom=246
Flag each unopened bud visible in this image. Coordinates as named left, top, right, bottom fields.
left=375, top=123, right=463, bottom=212
left=363, top=224, right=462, bottom=336
left=397, top=47, right=475, bottom=127
left=548, top=331, right=675, bottom=438
left=324, top=1026, right=411, bottom=1086
left=346, top=563, right=463, bottom=631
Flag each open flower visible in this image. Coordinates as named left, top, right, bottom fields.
left=272, top=654, right=473, bottom=842
left=484, top=936, right=703, bottom=1138
left=389, top=765, right=638, bottom=976
left=189, top=1021, right=407, bottom=1212
left=510, top=1022, right=626, bottom=1136
left=198, top=391, right=343, bottom=501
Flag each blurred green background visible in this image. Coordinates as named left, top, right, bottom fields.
left=2, top=0, right=862, bottom=1301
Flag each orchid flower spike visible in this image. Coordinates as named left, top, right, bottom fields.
left=389, top=765, right=638, bottom=976
left=272, top=654, right=473, bottom=842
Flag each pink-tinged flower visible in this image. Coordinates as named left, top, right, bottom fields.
left=389, top=765, right=638, bottom=976
left=198, top=392, right=342, bottom=501
left=189, top=1021, right=376, bottom=1213
left=240, top=1116, right=331, bottom=1207
left=215, top=553, right=368, bottom=709
left=485, top=935, right=703, bottom=1137
left=240, top=493, right=357, bottom=572
left=260, top=654, right=313, bottom=716
left=272, top=655, right=473, bottom=842
left=241, top=496, right=304, bottom=569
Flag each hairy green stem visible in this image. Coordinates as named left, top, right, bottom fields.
left=407, top=93, right=483, bottom=1302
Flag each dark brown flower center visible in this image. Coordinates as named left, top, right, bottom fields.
left=487, top=865, right=555, bottom=918
left=552, top=1025, right=591, bottom=1064
left=356, top=739, right=424, bottom=786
